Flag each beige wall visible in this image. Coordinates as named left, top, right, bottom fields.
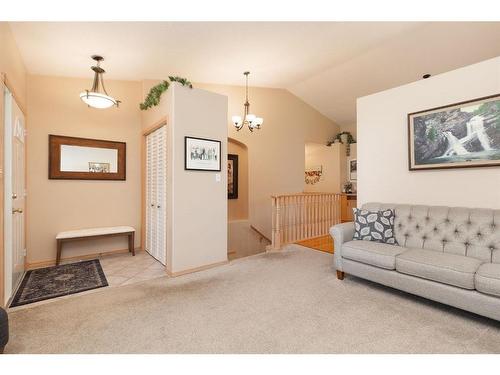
left=168, top=84, right=228, bottom=273
left=141, top=80, right=171, bottom=131
left=340, top=122, right=357, bottom=138
left=196, top=83, right=339, bottom=238
left=0, top=23, right=27, bottom=108
left=357, top=56, right=500, bottom=208
left=24, top=75, right=336, bottom=266
left=139, top=83, right=228, bottom=273
left=228, top=138, right=249, bottom=221
left=26, top=75, right=143, bottom=264
left=304, top=142, right=341, bottom=193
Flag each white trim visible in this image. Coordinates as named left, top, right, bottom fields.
left=3, top=86, right=13, bottom=305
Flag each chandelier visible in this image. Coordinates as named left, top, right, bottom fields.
left=80, top=55, right=120, bottom=109
left=231, top=72, right=263, bottom=132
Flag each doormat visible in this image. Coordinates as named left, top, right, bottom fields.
left=10, top=259, right=108, bottom=307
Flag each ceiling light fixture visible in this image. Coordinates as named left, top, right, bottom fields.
left=80, top=55, right=120, bottom=109
left=232, top=72, right=263, bottom=132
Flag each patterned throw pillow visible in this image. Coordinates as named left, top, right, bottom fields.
left=352, top=208, right=397, bottom=244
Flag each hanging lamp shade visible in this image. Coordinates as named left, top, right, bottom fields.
left=79, top=55, right=120, bottom=109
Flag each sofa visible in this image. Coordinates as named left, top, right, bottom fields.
left=330, top=202, right=500, bottom=321
left=0, top=306, right=8, bottom=353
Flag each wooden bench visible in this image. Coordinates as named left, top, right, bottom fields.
left=56, top=226, right=135, bottom=266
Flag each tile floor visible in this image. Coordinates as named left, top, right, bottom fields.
left=98, top=250, right=167, bottom=287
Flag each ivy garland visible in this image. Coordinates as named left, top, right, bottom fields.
left=327, top=131, right=356, bottom=156
left=326, top=131, right=356, bottom=146
left=140, top=76, right=193, bottom=110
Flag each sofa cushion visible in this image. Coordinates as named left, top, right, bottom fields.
left=353, top=208, right=397, bottom=244
left=395, top=249, right=482, bottom=289
left=342, top=240, right=407, bottom=270
left=475, top=263, right=500, bottom=297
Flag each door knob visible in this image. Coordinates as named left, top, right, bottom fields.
left=12, top=208, right=23, bottom=214
left=12, top=193, right=17, bottom=199
left=157, top=205, right=160, bottom=208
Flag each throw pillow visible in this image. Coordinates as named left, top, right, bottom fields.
left=352, top=208, right=397, bottom=244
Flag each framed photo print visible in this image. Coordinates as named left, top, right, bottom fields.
left=184, top=136, right=221, bottom=171
left=88, top=162, right=110, bottom=173
left=408, top=93, right=500, bottom=170
left=227, top=154, right=238, bottom=199
left=349, top=159, right=357, bottom=181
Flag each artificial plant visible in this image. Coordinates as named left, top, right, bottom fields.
left=140, top=76, right=193, bottom=110
left=327, top=131, right=356, bottom=156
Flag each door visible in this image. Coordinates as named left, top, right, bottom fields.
left=3, top=89, right=26, bottom=302
left=146, top=126, right=166, bottom=265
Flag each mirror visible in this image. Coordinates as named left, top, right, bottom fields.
left=60, top=145, right=118, bottom=173
left=49, top=135, right=126, bottom=180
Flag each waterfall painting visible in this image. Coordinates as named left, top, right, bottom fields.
left=408, top=94, right=500, bottom=170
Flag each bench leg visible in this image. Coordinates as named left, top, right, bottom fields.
left=56, top=240, right=62, bottom=266
left=129, top=233, right=135, bottom=256
left=336, top=271, right=345, bottom=280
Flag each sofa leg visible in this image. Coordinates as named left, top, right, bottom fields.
left=336, top=270, right=345, bottom=280
left=0, top=346, right=4, bottom=354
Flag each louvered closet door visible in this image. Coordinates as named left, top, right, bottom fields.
left=146, top=126, right=167, bottom=265
left=155, top=126, right=167, bottom=264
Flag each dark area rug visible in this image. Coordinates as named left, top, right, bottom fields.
left=10, top=259, right=108, bottom=307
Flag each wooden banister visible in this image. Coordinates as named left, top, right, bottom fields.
left=271, top=192, right=341, bottom=250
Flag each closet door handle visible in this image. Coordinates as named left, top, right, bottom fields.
left=157, top=205, right=161, bottom=208
left=151, top=204, right=154, bottom=207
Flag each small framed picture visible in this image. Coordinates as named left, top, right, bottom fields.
left=88, top=162, right=110, bottom=173
left=227, top=154, right=238, bottom=199
left=349, top=159, right=357, bottom=181
left=185, top=136, right=222, bottom=171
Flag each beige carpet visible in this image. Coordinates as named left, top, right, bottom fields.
left=6, top=245, right=500, bottom=353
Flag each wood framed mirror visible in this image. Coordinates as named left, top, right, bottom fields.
left=49, top=135, right=126, bottom=180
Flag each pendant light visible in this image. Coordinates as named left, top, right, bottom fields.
left=232, top=71, right=263, bottom=132
left=80, top=55, right=120, bottom=109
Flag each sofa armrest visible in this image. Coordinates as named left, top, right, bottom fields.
left=0, top=306, right=8, bottom=354
left=330, top=222, right=355, bottom=272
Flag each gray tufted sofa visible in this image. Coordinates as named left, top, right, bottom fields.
left=330, top=202, right=500, bottom=321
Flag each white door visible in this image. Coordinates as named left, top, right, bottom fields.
left=146, top=126, right=166, bottom=265
left=3, top=89, right=26, bottom=302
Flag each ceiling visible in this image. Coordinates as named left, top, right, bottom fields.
left=9, top=22, right=500, bottom=126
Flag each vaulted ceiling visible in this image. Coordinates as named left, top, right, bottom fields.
left=9, top=22, right=500, bottom=126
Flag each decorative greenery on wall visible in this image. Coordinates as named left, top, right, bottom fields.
left=327, top=131, right=356, bottom=146
left=140, top=76, right=193, bottom=110
left=327, top=131, right=356, bottom=156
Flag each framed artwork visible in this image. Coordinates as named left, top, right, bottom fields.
left=184, top=136, right=221, bottom=171
left=88, top=162, right=110, bottom=173
left=349, top=159, right=357, bottom=181
left=408, top=93, right=500, bottom=170
left=227, top=154, right=238, bottom=199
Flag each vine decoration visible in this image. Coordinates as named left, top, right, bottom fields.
left=140, top=76, right=193, bottom=110
left=327, top=131, right=356, bottom=156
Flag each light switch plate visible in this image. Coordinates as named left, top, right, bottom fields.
left=215, top=173, right=221, bottom=182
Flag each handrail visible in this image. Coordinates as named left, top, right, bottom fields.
left=271, top=192, right=341, bottom=250
left=250, top=224, right=271, bottom=244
